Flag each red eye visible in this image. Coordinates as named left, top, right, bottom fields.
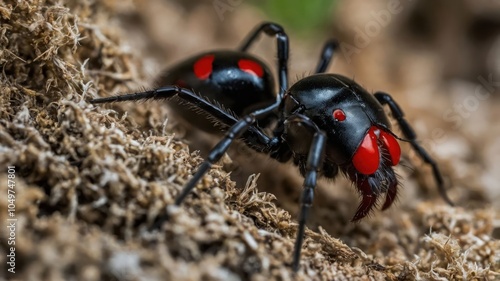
left=333, top=109, right=346, bottom=121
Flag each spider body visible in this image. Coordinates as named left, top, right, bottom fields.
left=90, top=22, right=452, bottom=272
left=157, top=51, right=276, bottom=132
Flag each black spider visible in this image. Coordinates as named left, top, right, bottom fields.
left=90, top=22, right=453, bottom=272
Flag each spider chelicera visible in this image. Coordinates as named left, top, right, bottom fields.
left=91, top=22, right=453, bottom=272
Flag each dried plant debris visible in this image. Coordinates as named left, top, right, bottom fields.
left=0, top=0, right=499, bottom=280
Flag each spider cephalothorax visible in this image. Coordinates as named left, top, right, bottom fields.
left=281, top=74, right=408, bottom=221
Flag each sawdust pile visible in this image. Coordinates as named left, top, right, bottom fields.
left=0, top=0, right=499, bottom=280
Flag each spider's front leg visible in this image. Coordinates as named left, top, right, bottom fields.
left=292, top=131, right=326, bottom=272
left=282, top=114, right=327, bottom=272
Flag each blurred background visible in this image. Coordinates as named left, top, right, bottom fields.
left=88, top=0, right=500, bottom=238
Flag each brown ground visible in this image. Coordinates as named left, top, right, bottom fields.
left=0, top=0, right=499, bottom=280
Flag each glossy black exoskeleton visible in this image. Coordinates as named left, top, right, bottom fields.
left=90, top=22, right=453, bottom=272
left=156, top=51, right=277, bottom=132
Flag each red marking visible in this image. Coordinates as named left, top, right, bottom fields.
left=193, top=55, right=215, bottom=80
left=352, top=126, right=380, bottom=175
left=379, top=130, right=401, bottom=166
left=238, top=59, right=264, bottom=77
left=332, top=109, right=346, bottom=121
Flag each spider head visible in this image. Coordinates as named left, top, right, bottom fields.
left=323, top=104, right=403, bottom=220
left=284, top=73, right=403, bottom=219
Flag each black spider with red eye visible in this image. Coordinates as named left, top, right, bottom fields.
left=90, top=22, right=453, bottom=272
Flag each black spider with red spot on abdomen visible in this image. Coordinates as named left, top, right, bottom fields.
left=90, top=22, right=453, bottom=272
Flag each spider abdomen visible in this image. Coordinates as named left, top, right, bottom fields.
left=156, top=51, right=276, bottom=132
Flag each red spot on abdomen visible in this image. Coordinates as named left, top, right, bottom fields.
left=238, top=59, right=264, bottom=77
left=193, top=55, right=215, bottom=80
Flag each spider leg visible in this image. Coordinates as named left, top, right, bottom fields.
left=91, top=86, right=290, bottom=230
left=374, top=92, right=454, bottom=206
left=90, top=86, right=239, bottom=126
left=173, top=115, right=258, bottom=205
left=148, top=94, right=279, bottom=226
left=290, top=130, right=327, bottom=272
left=315, top=39, right=339, bottom=74
left=91, top=86, right=234, bottom=120
left=238, top=22, right=289, bottom=99
left=90, top=86, right=274, bottom=152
